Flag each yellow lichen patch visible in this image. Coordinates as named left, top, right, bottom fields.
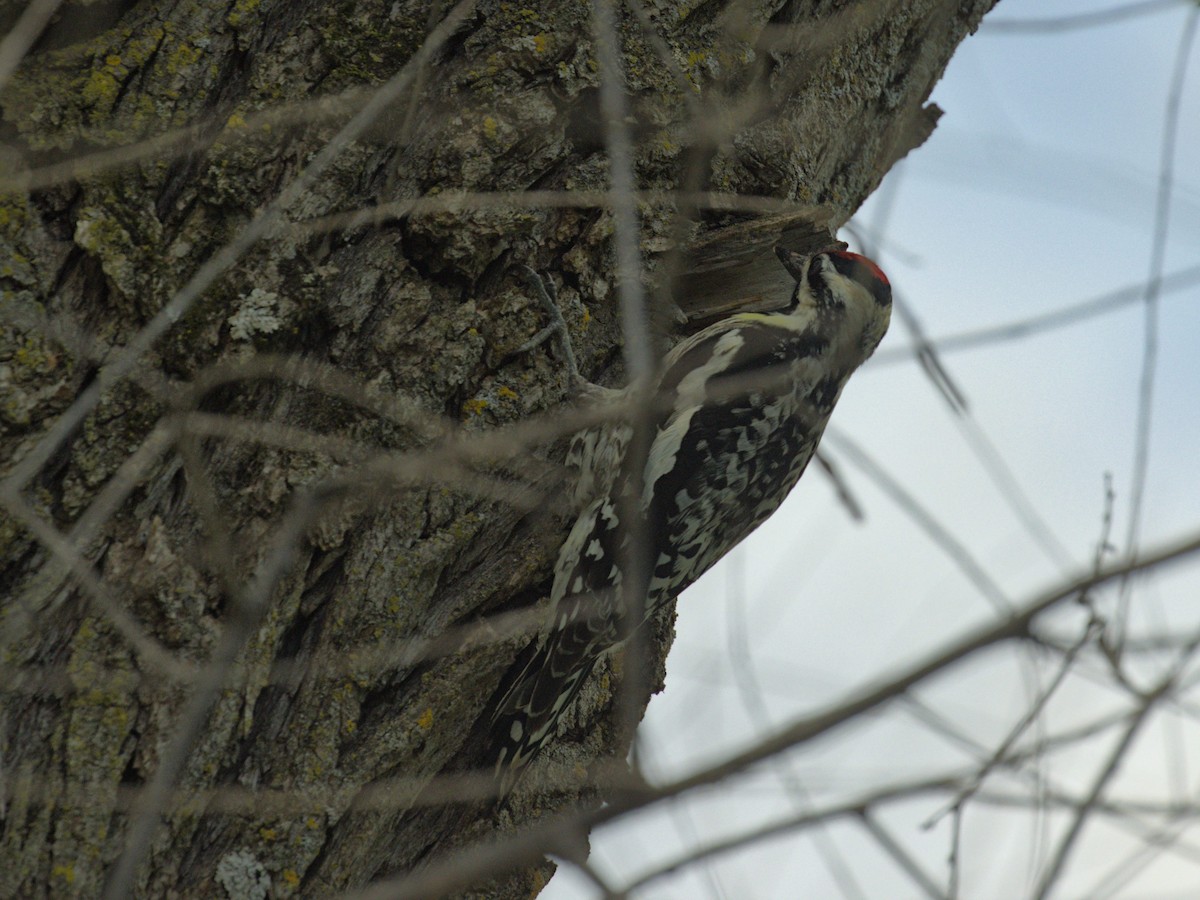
left=497, top=385, right=518, bottom=401
left=12, top=335, right=59, bottom=374
left=462, top=397, right=488, bottom=416
left=533, top=33, right=548, bottom=54
left=482, top=116, right=499, bottom=140
left=417, top=707, right=434, bottom=731
left=227, top=0, right=261, bottom=27
left=0, top=199, right=27, bottom=234
left=163, top=39, right=203, bottom=76
left=51, top=864, right=75, bottom=884
left=81, top=68, right=121, bottom=109
left=258, top=827, right=277, bottom=841
left=282, top=869, right=300, bottom=887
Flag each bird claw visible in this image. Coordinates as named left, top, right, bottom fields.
left=518, top=266, right=588, bottom=394
left=515, top=323, right=560, bottom=356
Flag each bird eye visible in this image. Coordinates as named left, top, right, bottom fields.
left=823, top=252, right=892, bottom=307
left=827, top=252, right=857, bottom=280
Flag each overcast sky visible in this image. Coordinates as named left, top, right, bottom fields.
left=548, top=1, right=1200, bottom=897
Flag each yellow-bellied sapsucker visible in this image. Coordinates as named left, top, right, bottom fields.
left=490, top=244, right=892, bottom=796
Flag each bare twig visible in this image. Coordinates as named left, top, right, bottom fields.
left=1032, top=677, right=1172, bottom=898
left=1115, top=6, right=1200, bottom=643
left=984, top=0, right=1187, bottom=34
left=0, top=0, right=65, bottom=91
left=346, top=526, right=1200, bottom=897
left=823, top=427, right=1012, bottom=615
left=592, top=0, right=658, bottom=776
left=870, top=264, right=1200, bottom=365
left=0, top=0, right=478, bottom=507
left=859, top=810, right=947, bottom=900
left=102, top=486, right=323, bottom=898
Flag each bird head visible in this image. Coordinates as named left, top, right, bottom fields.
left=775, top=244, right=892, bottom=358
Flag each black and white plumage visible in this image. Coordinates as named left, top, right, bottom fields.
left=490, top=245, right=892, bottom=795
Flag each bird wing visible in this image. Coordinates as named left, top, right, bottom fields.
left=639, top=315, right=838, bottom=605
left=490, top=314, right=842, bottom=791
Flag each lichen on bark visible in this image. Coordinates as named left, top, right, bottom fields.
left=0, top=0, right=995, bottom=895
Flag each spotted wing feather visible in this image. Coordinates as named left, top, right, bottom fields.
left=491, top=316, right=846, bottom=787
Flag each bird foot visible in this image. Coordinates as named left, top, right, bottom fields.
left=518, top=266, right=597, bottom=398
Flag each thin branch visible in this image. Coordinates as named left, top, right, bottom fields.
left=725, top=553, right=868, bottom=900
left=593, top=0, right=658, bottom=775
left=859, top=202, right=1074, bottom=573
left=292, top=188, right=827, bottom=237
left=947, top=803, right=963, bottom=900
left=852, top=185, right=969, bottom=417
left=870, top=264, right=1200, bottom=366
left=0, top=0, right=65, bottom=91
left=1116, top=5, right=1200, bottom=641
left=0, top=82, right=388, bottom=194
left=561, top=856, right=626, bottom=899
left=823, top=427, right=1012, bottom=615
left=684, top=534, right=1192, bottom=784
left=1032, top=678, right=1173, bottom=898
left=858, top=810, right=948, bottom=900
left=0, top=489, right=188, bottom=679
left=0, top=349, right=459, bottom=670
left=930, top=624, right=1097, bottom=825
left=95, top=5, right=482, bottom=893
left=102, top=486, right=323, bottom=898
left=1084, top=802, right=1200, bottom=899
left=813, top=450, right=865, bottom=522
left=0, top=0, right=478, bottom=507
left=637, top=741, right=734, bottom=900
left=623, top=0, right=701, bottom=117
left=176, top=411, right=556, bottom=510
left=346, top=526, right=1200, bottom=898
left=984, top=0, right=1187, bottom=34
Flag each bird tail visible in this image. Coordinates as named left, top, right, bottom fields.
left=488, top=632, right=599, bottom=798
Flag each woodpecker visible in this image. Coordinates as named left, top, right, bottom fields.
left=490, top=244, right=891, bottom=796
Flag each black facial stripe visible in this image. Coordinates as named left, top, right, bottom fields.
left=828, top=253, right=892, bottom=307
left=828, top=252, right=856, bottom=281
left=860, top=269, right=892, bottom=307
left=806, top=258, right=830, bottom=303
left=872, top=280, right=892, bottom=307
left=786, top=282, right=802, bottom=311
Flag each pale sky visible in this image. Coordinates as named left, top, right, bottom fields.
left=549, top=1, right=1200, bottom=897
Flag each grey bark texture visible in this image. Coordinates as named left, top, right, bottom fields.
left=0, top=0, right=995, bottom=896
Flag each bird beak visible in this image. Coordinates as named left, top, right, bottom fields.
left=774, top=246, right=809, bottom=282
left=775, top=241, right=850, bottom=282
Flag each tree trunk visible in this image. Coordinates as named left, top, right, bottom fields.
left=0, top=0, right=995, bottom=895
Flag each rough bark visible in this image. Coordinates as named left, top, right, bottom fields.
left=0, top=0, right=995, bottom=896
